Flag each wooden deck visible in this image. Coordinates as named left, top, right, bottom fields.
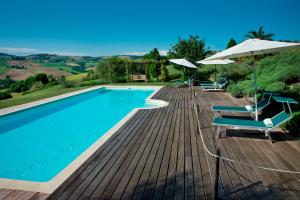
left=1, top=87, right=300, bottom=200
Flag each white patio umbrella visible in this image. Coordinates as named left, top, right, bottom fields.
left=169, top=58, right=197, bottom=69
left=169, top=58, right=197, bottom=86
left=196, top=59, right=235, bottom=82
left=205, top=38, right=300, bottom=120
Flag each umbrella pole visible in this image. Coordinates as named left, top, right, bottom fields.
left=252, top=52, right=258, bottom=121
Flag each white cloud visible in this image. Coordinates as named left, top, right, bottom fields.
left=0, top=47, right=38, bottom=55
left=46, top=51, right=88, bottom=56
left=0, top=47, right=87, bottom=56
left=159, top=50, right=168, bottom=56
left=123, top=49, right=168, bottom=57
left=123, top=52, right=147, bottom=56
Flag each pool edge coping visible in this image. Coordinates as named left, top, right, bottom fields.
left=0, top=85, right=168, bottom=193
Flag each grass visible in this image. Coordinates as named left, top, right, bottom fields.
left=0, top=85, right=91, bottom=109
left=66, top=73, right=87, bottom=82
left=0, top=66, right=10, bottom=75
left=38, top=61, right=78, bottom=74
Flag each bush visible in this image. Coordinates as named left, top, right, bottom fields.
left=34, top=73, right=49, bottom=85
left=168, top=73, right=182, bottom=81
left=58, top=76, right=74, bottom=88
left=266, top=81, right=286, bottom=93
left=78, top=80, right=107, bottom=87
left=159, top=64, right=168, bottom=82
left=10, top=81, right=30, bottom=92
left=0, top=76, right=15, bottom=89
left=228, top=84, right=243, bottom=98
left=0, top=91, right=12, bottom=100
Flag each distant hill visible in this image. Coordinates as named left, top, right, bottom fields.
left=0, top=53, right=143, bottom=80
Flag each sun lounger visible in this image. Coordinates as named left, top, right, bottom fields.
left=201, top=79, right=229, bottom=91
left=212, top=96, right=298, bottom=143
left=199, top=78, right=227, bottom=87
left=212, top=92, right=273, bottom=116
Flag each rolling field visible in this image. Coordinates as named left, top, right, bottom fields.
left=0, top=61, right=71, bottom=80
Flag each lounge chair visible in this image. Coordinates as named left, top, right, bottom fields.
left=199, top=78, right=227, bottom=87
left=201, top=79, right=229, bottom=91
left=212, top=96, right=298, bottom=143
left=212, top=92, right=273, bottom=116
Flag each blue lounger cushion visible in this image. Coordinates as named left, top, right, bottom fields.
left=213, top=105, right=249, bottom=113
left=213, top=117, right=266, bottom=128
left=212, top=111, right=291, bottom=129
left=212, top=98, right=270, bottom=113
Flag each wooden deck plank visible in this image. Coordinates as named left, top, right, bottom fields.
left=81, top=109, right=163, bottom=199
left=102, top=89, right=177, bottom=199
left=7, top=86, right=300, bottom=200
left=119, top=90, right=176, bottom=200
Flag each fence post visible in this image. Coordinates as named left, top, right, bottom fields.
left=214, top=149, right=220, bottom=200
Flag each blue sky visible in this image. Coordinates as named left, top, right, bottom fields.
left=0, top=0, right=299, bottom=56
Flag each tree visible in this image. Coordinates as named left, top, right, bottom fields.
left=226, top=38, right=237, bottom=49
left=149, top=62, right=159, bottom=80
left=143, top=48, right=161, bottom=61
left=159, top=63, right=168, bottom=82
left=34, top=73, right=49, bottom=84
left=168, top=35, right=207, bottom=61
left=245, top=26, right=274, bottom=40
left=168, top=35, right=208, bottom=76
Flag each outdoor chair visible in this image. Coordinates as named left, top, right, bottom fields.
left=199, top=78, right=227, bottom=87
left=201, top=79, right=229, bottom=91
left=212, top=96, right=298, bottom=143
left=212, top=92, right=274, bottom=116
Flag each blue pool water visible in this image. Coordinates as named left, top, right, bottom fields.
left=0, top=88, right=154, bottom=182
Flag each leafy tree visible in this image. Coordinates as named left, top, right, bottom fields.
left=96, top=57, right=128, bottom=83
left=0, top=76, right=15, bottom=89
left=143, top=48, right=161, bottom=61
left=226, top=38, right=237, bottom=49
left=0, top=91, right=12, bottom=100
left=168, top=35, right=207, bottom=61
left=34, top=73, right=49, bottom=84
left=58, top=76, right=74, bottom=88
left=168, top=35, right=208, bottom=76
left=245, top=26, right=274, bottom=40
left=10, top=81, right=30, bottom=92
left=159, top=63, right=168, bottom=82
left=149, top=62, right=160, bottom=80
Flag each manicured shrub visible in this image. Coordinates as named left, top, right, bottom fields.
left=0, top=91, right=12, bottom=100
left=159, top=64, right=168, bottom=82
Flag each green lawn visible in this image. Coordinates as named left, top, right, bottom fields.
left=0, top=66, right=10, bottom=75
left=66, top=73, right=87, bottom=82
left=0, top=85, right=91, bottom=109
left=38, top=61, right=78, bottom=74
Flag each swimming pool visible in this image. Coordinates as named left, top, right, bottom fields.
left=0, top=87, right=157, bottom=182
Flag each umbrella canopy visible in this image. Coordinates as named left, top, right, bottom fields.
left=205, top=38, right=300, bottom=60
left=169, top=58, right=197, bottom=68
left=196, top=59, right=235, bottom=65
left=205, top=39, right=300, bottom=121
